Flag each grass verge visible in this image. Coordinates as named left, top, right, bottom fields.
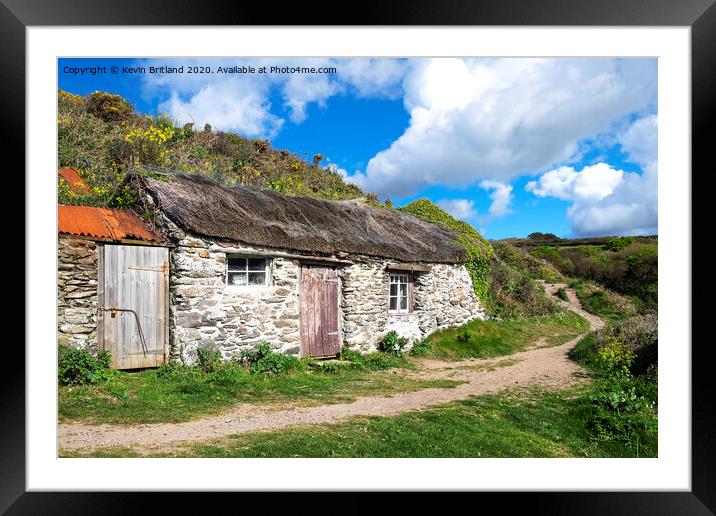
left=58, top=357, right=460, bottom=425
left=62, top=386, right=654, bottom=458
left=425, top=310, right=588, bottom=360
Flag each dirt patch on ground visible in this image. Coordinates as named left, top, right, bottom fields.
left=58, top=284, right=602, bottom=454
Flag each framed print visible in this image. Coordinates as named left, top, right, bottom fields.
left=6, top=0, right=714, bottom=512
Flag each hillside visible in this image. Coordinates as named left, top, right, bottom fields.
left=494, top=235, right=658, bottom=310
left=58, top=90, right=366, bottom=207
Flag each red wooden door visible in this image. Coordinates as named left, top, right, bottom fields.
left=300, top=265, right=341, bottom=357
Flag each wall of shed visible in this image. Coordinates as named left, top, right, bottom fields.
left=341, top=258, right=486, bottom=352
left=57, top=236, right=99, bottom=352
left=170, top=233, right=302, bottom=363
left=169, top=228, right=487, bottom=361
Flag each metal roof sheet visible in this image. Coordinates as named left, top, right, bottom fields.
left=58, top=167, right=91, bottom=194
left=58, top=205, right=161, bottom=242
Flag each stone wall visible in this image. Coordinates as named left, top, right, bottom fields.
left=341, top=258, right=486, bottom=352
left=57, top=236, right=99, bottom=352
left=170, top=232, right=302, bottom=364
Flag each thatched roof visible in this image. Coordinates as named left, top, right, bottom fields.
left=142, top=174, right=466, bottom=263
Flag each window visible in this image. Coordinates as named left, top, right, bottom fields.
left=389, top=273, right=412, bottom=313
left=227, top=256, right=269, bottom=286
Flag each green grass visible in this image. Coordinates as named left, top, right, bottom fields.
left=62, top=386, right=653, bottom=458
left=58, top=357, right=460, bottom=425
left=425, top=310, right=589, bottom=360
left=569, top=280, right=637, bottom=322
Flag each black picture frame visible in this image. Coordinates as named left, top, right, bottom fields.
left=6, top=0, right=713, bottom=513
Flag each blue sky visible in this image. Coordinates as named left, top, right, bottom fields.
left=58, top=57, right=657, bottom=239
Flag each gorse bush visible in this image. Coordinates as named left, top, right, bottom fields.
left=58, top=89, right=366, bottom=203
left=571, top=315, right=658, bottom=455
left=58, top=346, right=111, bottom=386
left=378, top=331, right=409, bottom=356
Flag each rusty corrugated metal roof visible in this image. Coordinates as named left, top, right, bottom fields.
left=58, top=205, right=161, bottom=242
left=58, top=167, right=91, bottom=194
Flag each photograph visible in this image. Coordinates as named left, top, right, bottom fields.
left=55, top=56, right=660, bottom=459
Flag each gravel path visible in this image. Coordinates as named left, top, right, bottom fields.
left=58, top=283, right=602, bottom=454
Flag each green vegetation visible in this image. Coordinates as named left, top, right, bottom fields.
left=378, top=330, right=409, bottom=356
left=63, top=386, right=650, bottom=458
left=58, top=346, right=459, bottom=425
left=487, top=241, right=565, bottom=318
left=399, top=199, right=494, bottom=308
left=570, top=314, right=658, bottom=454
left=517, top=238, right=657, bottom=309
left=570, top=280, right=638, bottom=322
left=58, top=346, right=111, bottom=386
left=424, top=310, right=588, bottom=361
left=58, top=89, right=366, bottom=207
left=556, top=287, right=569, bottom=301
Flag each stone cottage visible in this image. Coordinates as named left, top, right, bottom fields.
left=58, top=172, right=487, bottom=369
left=141, top=173, right=486, bottom=365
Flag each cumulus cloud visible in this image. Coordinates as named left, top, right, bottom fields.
left=436, top=198, right=478, bottom=220
left=139, top=57, right=406, bottom=135
left=351, top=58, right=656, bottom=197
left=480, top=180, right=513, bottom=218
left=526, top=114, right=657, bottom=236
left=525, top=163, right=624, bottom=202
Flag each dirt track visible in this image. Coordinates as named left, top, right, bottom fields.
left=58, top=283, right=601, bottom=453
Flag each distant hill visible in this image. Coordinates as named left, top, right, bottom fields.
left=57, top=90, right=366, bottom=207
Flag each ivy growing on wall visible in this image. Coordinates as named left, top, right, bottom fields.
left=399, top=199, right=494, bottom=311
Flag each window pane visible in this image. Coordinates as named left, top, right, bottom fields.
left=400, top=296, right=408, bottom=310
left=248, top=272, right=266, bottom=285
left=390, top=284, right=398, bottom=296
left=228, top=257, right=246, bottom=271
left=228, top=272, right=247, bottom=285
left=248, top=258, right=267, bottom=271
left=400, top=283, right=407, bottom=297
left=400, top=275, right=408, bottom=284
left=389, top=297, right=397, bottom=311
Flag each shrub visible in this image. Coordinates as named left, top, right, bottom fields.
left=456, top=328, right=472, bottom=343
left=196, top=346, right=223, bottom=373
left=586, top=361, right=657, bottom=453
left=58, top=346, right=111, bottom=386
left=603, top=236, right=635, bottom=252
left=410, top=339, right=432, bottom=357
left=85, top=91, right=133, bottom=121
left=378, top=331, right=409, bottom=356
left=242, top=343, right=301, bottom=374
left=557, top=287, right=569, bottom=301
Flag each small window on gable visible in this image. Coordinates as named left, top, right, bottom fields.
left=227, top=256, right=270, bottom=286
left=389, top=273, right=413, bottom=313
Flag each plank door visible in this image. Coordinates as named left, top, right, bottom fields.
left=300, top=265, right=341, bottom=357
left=100, top=244, right=169, bottom=369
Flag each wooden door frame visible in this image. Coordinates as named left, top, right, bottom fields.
left=299, top=262, right=342, bottom=358
left=97, top=243, right=170, bottom=368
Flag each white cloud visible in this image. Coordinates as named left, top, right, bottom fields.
left=525, top=163, right=624, bottom=202
left=159, top=82, right=284, bottom=138
left=479, top=180, right=513, bottom=218
left=436, top=198, right=478, bottom=220
left=526, top=115, right=657, bottom=236
left=140, top=58, right=406, bottom=136
left=351, top=58, right=656, bottom=197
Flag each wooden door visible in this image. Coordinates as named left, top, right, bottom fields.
left=300, top=265, right=341, bottom=357
left=100, top=244, right=169, bottom=369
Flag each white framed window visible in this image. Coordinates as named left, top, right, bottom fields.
left=389, top=273, right=412, bottom=313
left=227, top=256, right=270, bottom=286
